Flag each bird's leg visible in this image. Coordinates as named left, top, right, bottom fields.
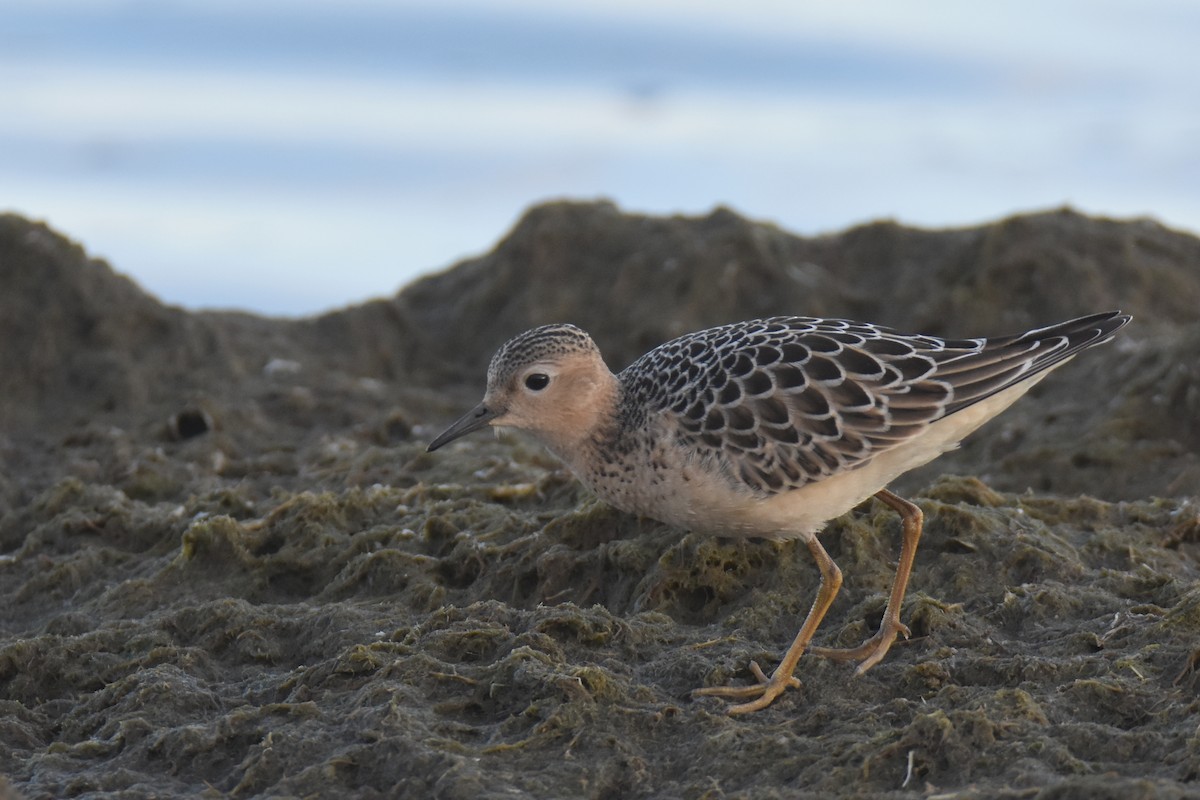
left=810, top=488, right=923, bottom=673
left=693, top=536, right=843, bottom=714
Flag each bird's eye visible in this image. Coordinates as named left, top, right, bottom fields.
left=524, top=373, right=550, bottom=391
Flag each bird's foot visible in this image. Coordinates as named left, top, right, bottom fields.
left=809, top=617, right=910, bottom=674
left=693, top=660, right=803, bottom=715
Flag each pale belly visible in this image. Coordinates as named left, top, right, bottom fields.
left=554, top=375, right=1046, bottom=541
left=560, top=424, right=817, bottom=540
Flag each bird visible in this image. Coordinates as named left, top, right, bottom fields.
left=426, top=311, right=1131, bottom=714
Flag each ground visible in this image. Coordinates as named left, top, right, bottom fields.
left=1, top=203, right=1199, bottom=799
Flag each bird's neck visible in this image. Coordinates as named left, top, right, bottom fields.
left=541, top=371, right=622, bottom=470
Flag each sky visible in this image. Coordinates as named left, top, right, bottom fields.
left=2, top=0, right=1198, bottom=316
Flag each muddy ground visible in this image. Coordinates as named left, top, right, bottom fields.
left=2, top=201, right=1200, bottom=798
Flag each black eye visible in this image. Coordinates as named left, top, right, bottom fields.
left=524, top=373, right=550, bottom=391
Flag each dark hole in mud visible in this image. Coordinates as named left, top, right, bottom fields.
left=169, top=408, right=212, bottom=440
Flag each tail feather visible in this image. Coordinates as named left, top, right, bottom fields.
left=941, top=311, right=1130, bottom=416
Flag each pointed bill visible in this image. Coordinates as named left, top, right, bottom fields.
left=426, top=403, right=500, bottom=451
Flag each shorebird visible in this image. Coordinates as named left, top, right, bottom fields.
left=427, top=311, right=1131, bottom=714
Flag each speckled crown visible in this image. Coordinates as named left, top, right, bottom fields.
left=486, top=324, right=599, bottom=386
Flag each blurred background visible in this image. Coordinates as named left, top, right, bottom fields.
left=3, top=0, right=1197, bottom=316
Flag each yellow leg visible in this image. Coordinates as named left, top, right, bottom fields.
left=693, top=536, right=843, bottom=714
left=809, top=489, right=923, bottom=673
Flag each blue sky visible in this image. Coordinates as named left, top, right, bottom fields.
left=3, top=0, right=1197, bottom=315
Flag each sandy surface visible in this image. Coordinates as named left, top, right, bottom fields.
left=2, top=202, right=1199, bottom=798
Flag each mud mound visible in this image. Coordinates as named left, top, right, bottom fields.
left=2, top=202, right=1199, bottom=798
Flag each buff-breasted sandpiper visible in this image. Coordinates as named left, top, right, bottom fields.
left=427, top=311, right=1131, bottom=714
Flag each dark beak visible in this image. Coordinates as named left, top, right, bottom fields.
left=426, top=403, right=500, bottom=452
